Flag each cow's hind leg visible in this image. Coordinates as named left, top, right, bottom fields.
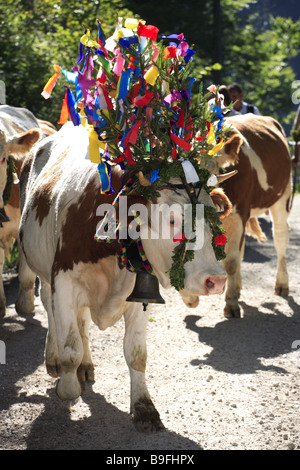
left=52, top=271, right=83, bottom=401
left=123, top=303, right=164, bottom=432
left=270, top=184, right=291, bottom=296
left=15, top=245, right=35, bottom=315
left=40, top=280, right=60, bottom=378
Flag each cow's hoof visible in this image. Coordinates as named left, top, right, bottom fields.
left=0, top=307, right=5, bottom=319
left=46, top=361, right=61, bottom=378
left=224, top=305, right=241, bottom=318
left=132, top=397, right=165, bottom=433
left=77, top=363, right=95, bottom=383
left=56, top=373, right=82, bottom=401
left=275, top=286, right=289, bottom=296
left=15, top=300, right=34, bottom=316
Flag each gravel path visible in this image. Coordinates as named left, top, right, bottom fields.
left=0, top=196, right=299, bottom=451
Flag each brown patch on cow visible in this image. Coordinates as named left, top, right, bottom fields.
left=30, top=150, right=69, bottom=225
left=51, top=168, right=143, bottom=278
left=20, top=151, right=35, bottom=178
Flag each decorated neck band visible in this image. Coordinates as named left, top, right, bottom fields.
left=41, top=17, right=231, bottom=291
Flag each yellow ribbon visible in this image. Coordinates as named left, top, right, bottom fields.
left=207, top=124, right=216, bottom=145
left=144, top=65, right=159, bottom=86
left=86, top=125, right=106, bottom=163
left=208, top=139, right=225, bottom=156
left=124, top=18, right=140, bottom=30
left=80, top=30, right=101, bottom=49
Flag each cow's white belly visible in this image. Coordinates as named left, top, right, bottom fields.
left=250, top=207, right=269, bottom=218
left=21, top=209, right=56, bottom=282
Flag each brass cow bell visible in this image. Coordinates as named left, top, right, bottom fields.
left=125, top=242, right=165, bottom=310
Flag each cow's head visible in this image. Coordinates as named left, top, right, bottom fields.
left=0, top=127, right=40, bottom=207
left=125, top=173, right=233, bottom=309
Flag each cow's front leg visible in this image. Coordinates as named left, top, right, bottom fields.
left=52, top=271, right=83, bottom=401
left=123, top=303, right=164, bottom=432
left=222, top=213, right=245, bottom=318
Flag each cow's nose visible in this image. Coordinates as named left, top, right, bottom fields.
left=205, top=276, right=226, bottom=295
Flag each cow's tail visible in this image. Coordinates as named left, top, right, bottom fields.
left=245, top=217, right=267, bottom=242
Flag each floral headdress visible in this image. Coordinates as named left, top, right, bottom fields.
left=42, top=17, right=231, bottom=291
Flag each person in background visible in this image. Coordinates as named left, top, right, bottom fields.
left=228, top=83, right=260, bottom=115
left=218, top=85, right=241, bottom=116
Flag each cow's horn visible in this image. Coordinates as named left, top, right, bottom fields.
left=138, top=171, right=152, bottom=187
left=217, top=170, right=238, bottom=184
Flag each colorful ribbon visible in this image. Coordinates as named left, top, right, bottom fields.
left=41, top=65, right=61, bottom=99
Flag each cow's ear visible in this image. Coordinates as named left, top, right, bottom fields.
left=217, top=131, right=243, bottom=167
left=210, top=188, right=232, bottom=219
left=6, top=128, right=41, bottom=156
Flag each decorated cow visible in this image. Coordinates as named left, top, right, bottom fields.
left=18, top=18, right=235, bottom=431
left=217, top=114, right=292, bottom=318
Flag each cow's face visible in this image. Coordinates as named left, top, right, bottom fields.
left=139, top=181, right=231, bottom=308
left=0, top=128, right=40, bottom=207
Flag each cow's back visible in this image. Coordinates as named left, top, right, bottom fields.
left=221, top=115, right=291, bottom=222
left=0, top=105, right=39, bottom=136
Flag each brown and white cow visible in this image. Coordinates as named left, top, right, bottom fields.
left=0, top=105, right=43, bottom=317
left=18, top=122, right=232, bottom=432
left=216, top=114, right=292, bottom=318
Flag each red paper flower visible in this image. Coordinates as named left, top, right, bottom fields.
left=214, top=234, right=227, bottom=245
left=163, top=46, right=178, bottom=59
left=137, top=23, right=159, bottom=41
left=173, top=233, right=186, bottom=243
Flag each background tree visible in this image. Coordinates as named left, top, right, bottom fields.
left=1, top=0, right=300, bottom=130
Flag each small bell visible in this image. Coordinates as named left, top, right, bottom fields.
left=126, top=270, right=165, bottom=310
left=125, top=242, right=165, bottom=310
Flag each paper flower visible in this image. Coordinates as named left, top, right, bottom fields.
left=214, top=234, right=227, bottom=245
left=150, top=169, right=160, bottom=183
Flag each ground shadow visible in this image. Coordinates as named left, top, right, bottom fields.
left=24, top=384, right=202, bottom=450
left=0, top=277, right=202, bottom=450
left=185, top=295, right=300, bottom=375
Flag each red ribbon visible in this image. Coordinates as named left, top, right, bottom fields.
left=170, top=132, right=192, bottom=152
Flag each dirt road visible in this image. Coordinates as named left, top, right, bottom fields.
left=0, top=196, right=300, bottom=451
